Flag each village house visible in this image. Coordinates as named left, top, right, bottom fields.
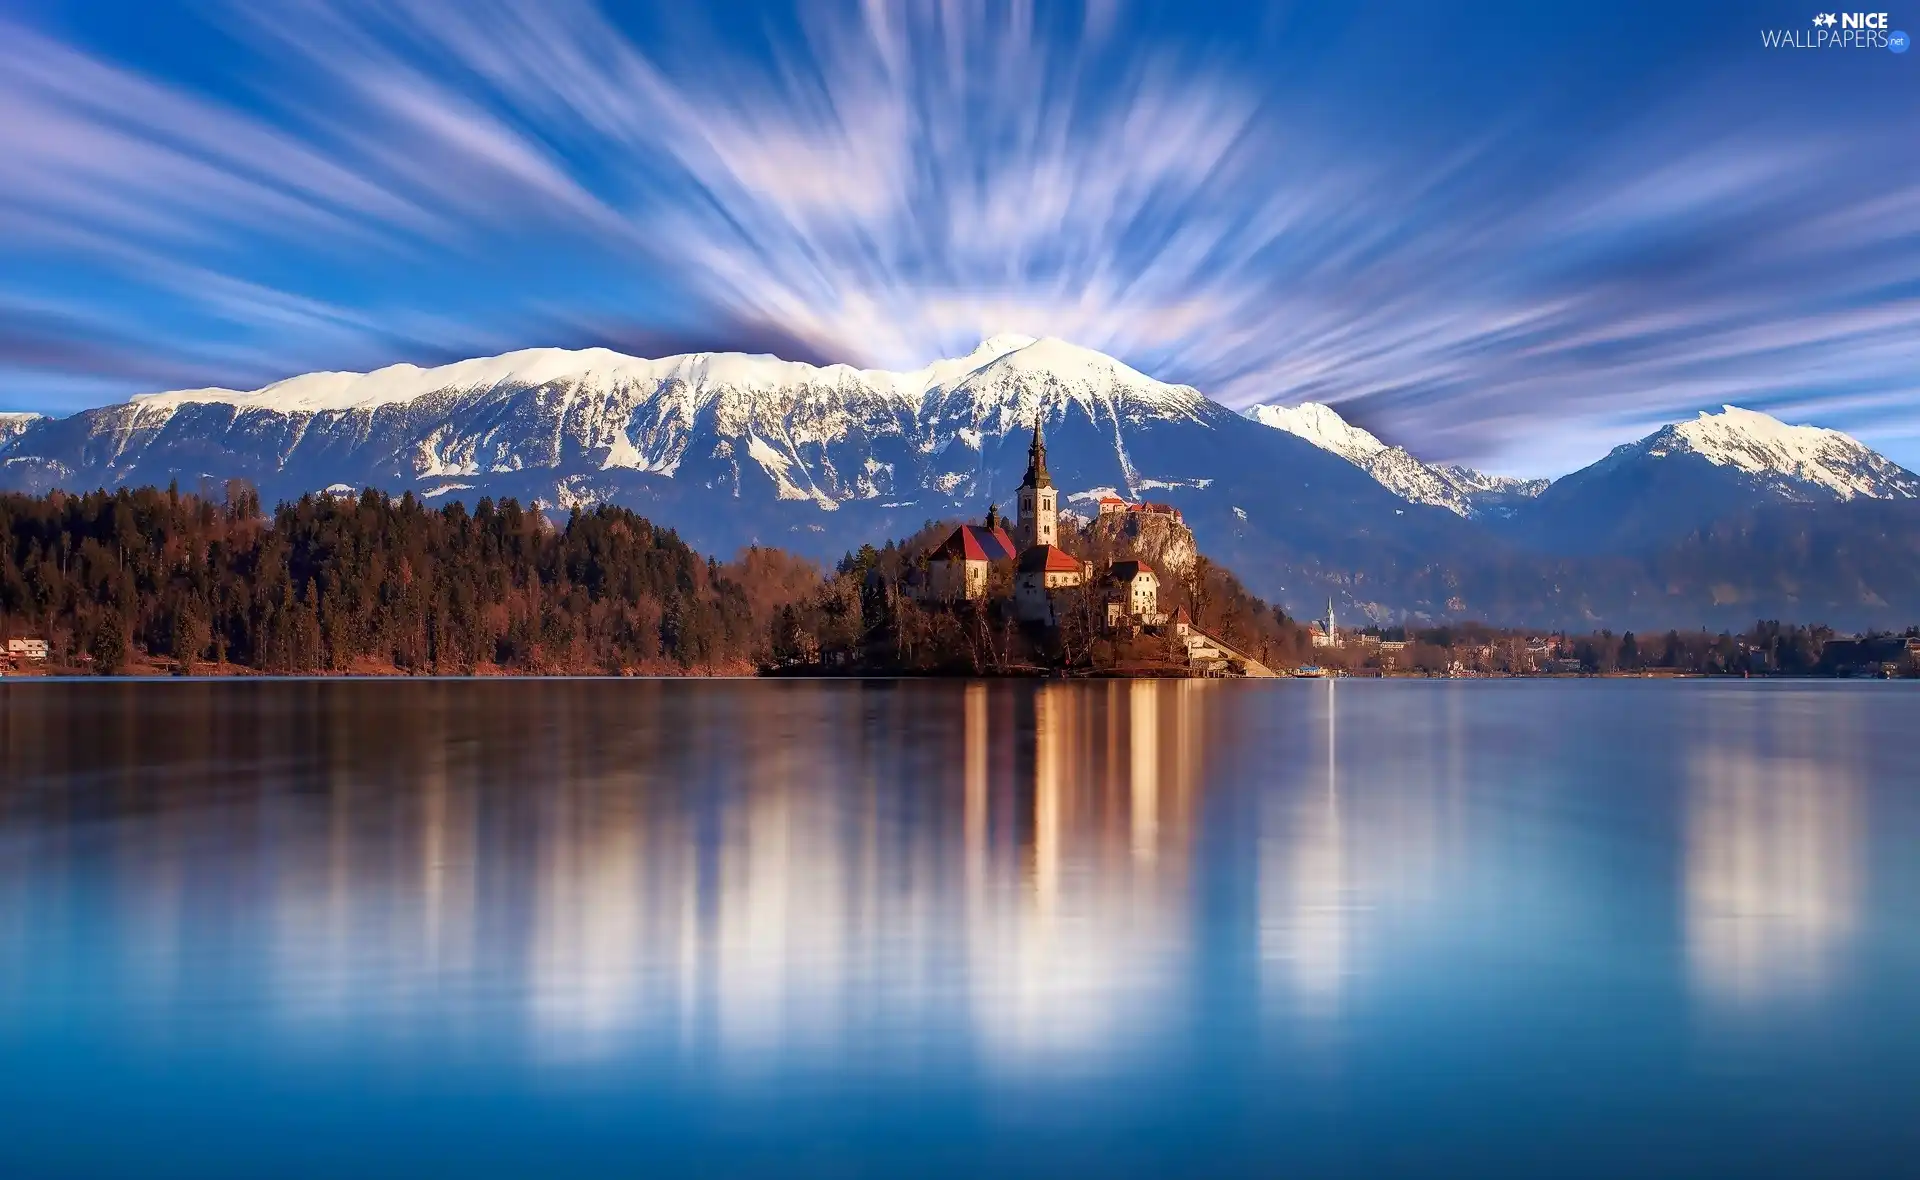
left=7, top=637, right=49, bottom=661
left=1104, top=559, right=1161, bottom=626
left=1819, top=635, right=1920, bottom=678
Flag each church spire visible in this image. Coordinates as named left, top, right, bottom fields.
left=1014, top=412, right=1058, bottom=549
left=1023, top=413, right=1052, bottom=490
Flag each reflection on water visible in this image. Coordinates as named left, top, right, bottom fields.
left=0, top=681, right=1211, bottom=1069
left=969, top=682, right=1201, bottom=1061
left=1261, top=679, right=1352, bottom=1011
left=1685, top=696, right=1864, bottom=1007
left=0, top=680, right=1915, bottom=1177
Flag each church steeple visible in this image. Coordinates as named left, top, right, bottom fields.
left=1024, top=415, right=1053, bottom=489
left=1015, top=413, right=1057, bottom=549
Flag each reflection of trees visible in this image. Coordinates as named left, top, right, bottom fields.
left=0, top=682, right=1221, bottom=1068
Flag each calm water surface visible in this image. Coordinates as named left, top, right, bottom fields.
left=1, top=679, right=1916, bottom=1177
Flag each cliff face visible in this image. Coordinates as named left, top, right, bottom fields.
left=1084, top=509, right=1198, bottom=578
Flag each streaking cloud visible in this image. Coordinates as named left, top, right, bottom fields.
left=1, top=0, right=1916, bottom=473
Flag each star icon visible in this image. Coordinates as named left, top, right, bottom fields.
left=1813, top=12, right=1837, bottom=26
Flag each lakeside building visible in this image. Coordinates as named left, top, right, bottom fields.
left=894, top=418, right=1273, bottom=676
left=1104, top=560, right=1163, bottom=627
left=1310, top=598, right=1340, bottom=648
left=6, top=637, right=48, bottom=661
left=1820, top=635, right=1920, bottom=677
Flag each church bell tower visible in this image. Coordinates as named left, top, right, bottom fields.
left=1015, top=415, right=1057, bottom=550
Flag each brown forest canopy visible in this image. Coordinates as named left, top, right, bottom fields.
left=0, top=483, right=820, bottom=673
left=4, top=485, right=1902, bottom=678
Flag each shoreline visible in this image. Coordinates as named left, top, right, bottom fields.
left=3, top=666, right=1907, bottom=682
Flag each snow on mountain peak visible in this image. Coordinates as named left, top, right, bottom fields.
left=1638, top=404, right=1920, bottom=501
left=972, top=333, right=1039, bottom=358
left=123, top=336, right=1190, bottom=419
left=941, top=336, right=1208, bottom=430
left=981, top=336, right=1153, bottom=383
left=0, top=411, right=41, bottom=453
left=1241, top=399, right=1546, bottom=518
left=1241, top=402, right=1387, bottom=463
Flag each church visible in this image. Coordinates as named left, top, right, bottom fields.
left=920, top=417, right=1090, bottom=624
left=1006, top=417, right=1091, bottom=623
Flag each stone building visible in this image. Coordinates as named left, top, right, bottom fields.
left=1095, top=496, right=1183, bottom=524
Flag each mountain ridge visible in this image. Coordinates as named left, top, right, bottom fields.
left=5, top=339, right=1920, bottom=629
left=1241, top=401, right=1548, bottom=518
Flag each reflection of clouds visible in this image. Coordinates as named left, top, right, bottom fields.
left=1685, top=746, right=1861, bottom=1007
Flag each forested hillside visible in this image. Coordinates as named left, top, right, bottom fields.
left=0, top=484, right=819, bottom=674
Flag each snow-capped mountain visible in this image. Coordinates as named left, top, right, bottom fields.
left=5, top=335, right=1211, bottom=513
left=8, top=343, right=1920, bottom=628
left=0, top=412, right=41, bottom=451
left=1520, top=405, right=1920, bottom=552
left=0, top=336, right=1440, bottom=584
left=1597, top=405, right=1920, bottom=501
left=1241, top=401, right=1546, bottom=518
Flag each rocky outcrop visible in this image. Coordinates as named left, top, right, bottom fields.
left=1084, top=507, right=1198, bottom=577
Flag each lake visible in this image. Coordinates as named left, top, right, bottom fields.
left=0, top=678, right=1915, bottom=1177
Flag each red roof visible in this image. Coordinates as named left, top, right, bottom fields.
left=930, top=524, right=1016, bottom=564
left=1017, top=544, right=1085, bottom=574
left=1098, top=495, right=1127, bottom=506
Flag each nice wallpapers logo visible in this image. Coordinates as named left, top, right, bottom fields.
left=1762, top=12, right=1910, bottom=50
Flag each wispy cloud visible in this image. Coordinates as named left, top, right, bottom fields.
left=1, top=0, right=1916, bottom=475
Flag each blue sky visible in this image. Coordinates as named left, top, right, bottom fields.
left=1, top=0, right=1916, bottom=475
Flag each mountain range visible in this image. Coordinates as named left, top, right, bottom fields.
left=3, top=335, right=1917, bottom=630
left=1241, top=402, right=1550, bottom=519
